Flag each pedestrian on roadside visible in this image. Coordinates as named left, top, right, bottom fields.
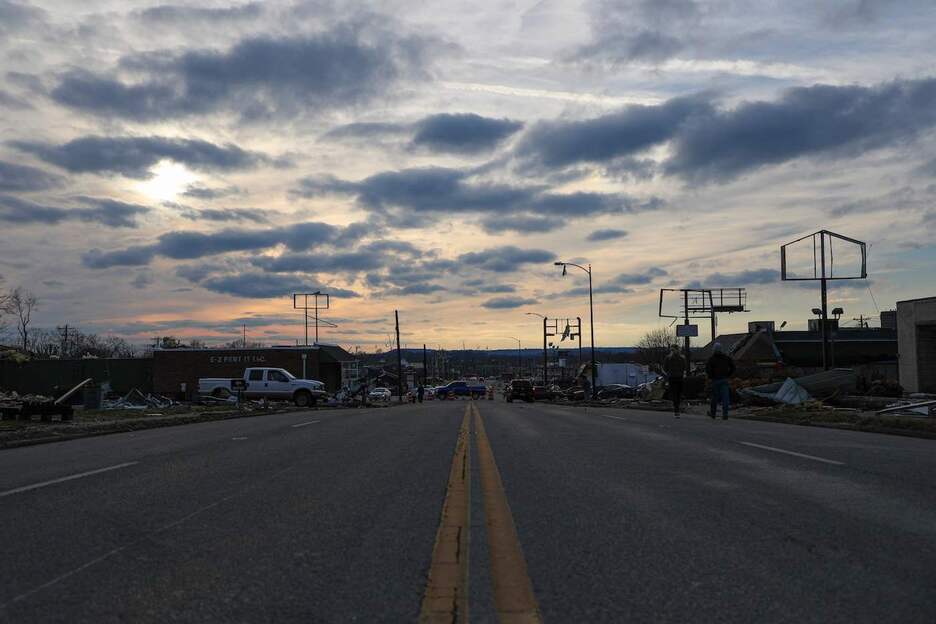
left=663, top=347, right=686, bottom=418
left=417, top=384, right=425, bottom=403
left=705, top=343, right=736, bottom=420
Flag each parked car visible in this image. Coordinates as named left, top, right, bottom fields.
left=198, top=367, right=326, bottom=407
left=435, top=380, right=487, bottom=399
left=368, top=387, right=392, bottom=402
left=505, top=379, right=534, bottom=402
left=597, top=384, right=636, bottom=400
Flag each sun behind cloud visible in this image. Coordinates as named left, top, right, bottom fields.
left=136, top=161, right=198, bottom=202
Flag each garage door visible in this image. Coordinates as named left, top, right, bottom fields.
left=917, top=325, right=936, bottom=393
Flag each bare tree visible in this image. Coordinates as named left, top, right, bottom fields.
left=8, top=287, right=38, bottom=351
left=0, top=286, right=10, bottom=340
left=634, top=327, right=679, bottom=370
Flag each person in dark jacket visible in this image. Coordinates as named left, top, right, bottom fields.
left=705, top=343, right=736, bottom=419
left=416, top=384, right=425, bottom=403
left=663, top=347, right=686, bottom=417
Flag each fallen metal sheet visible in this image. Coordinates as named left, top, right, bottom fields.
left=773, top=378, right=811, bottom=405
left=742, top=368, right=857, bottom=399
left=877, top=399, right=936, bottom=415
left=54, top=378, right=93, bottom=405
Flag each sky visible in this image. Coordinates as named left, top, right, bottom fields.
left=1, top=0, right=935, bottom=351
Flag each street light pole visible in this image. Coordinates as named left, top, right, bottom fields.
left=524, top=312, right=547, bottom=384
left=508, top=337, right=521, bottom=378
left=555, top=262, right=597, bottom=399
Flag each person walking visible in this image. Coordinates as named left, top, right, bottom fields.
left=416, top=384, right=425, bottom=403
left=663, top=347, right=686, bottom=418
left=705, top=343, right=736, bottom=419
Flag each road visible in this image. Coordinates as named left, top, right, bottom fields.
left=1, top=401, right=935, bottom=623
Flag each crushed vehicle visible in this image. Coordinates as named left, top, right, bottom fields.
left=198, top=367, right=326, bottom=407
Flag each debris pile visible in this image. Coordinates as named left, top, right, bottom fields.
left=0, top=387, right=75, bottom=421
left=102, top=388, right=179, bottom=410
left=740, top=369, right=857, bottom=405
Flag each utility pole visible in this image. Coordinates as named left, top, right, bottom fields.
left=683, top=290, right=691, bottom=376
left=57, top=324, right=69, bottom=358
left=243, top=324, right=247, bottom=348
left=819, top=234, right=829, bottom=370
left=543, top=316, right=548, bottom=385
left=395, top=310, right=403, bottom=403
left=423, top=344, right=428, bottom=384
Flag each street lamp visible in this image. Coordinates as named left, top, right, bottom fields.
left=525, top=312, right=548, bottom=385
left=507, top=337, right=521, bottom=379
left=555, top=261, right=597, bottom=399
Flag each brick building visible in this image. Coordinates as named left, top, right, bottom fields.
left=153, top=345, right=354, bottom=398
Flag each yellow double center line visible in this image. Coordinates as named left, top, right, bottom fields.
left=420, top=402, right=542, bottom=623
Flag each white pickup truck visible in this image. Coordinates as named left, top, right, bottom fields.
left=198, top=367, right=327, bottom=407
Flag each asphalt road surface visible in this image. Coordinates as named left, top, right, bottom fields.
left=1, top=401, right=935, bottom=623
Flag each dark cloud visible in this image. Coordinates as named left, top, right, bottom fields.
left=83, top=245, right=156, bottom=269
left=701, top=269, right=779, bottom=286
left=587, top=228, right=628, bottom=241
left=81, top=221, right=354, bottom=268
left=665, top=78, right=936, bottom=182
left=0, top=195, right=148, bottom=227
left=181, top=184, right=242, bottom=200
left=297, top=166, right=662, bottom=225
left=0, top=160, right=63, bottom=191
left=0, top=0, right=46, bottom=36
left=174, top=205, right=273, bottom=224
left=135, top=2, right=263, bottom=23
left=478, top=284, right=516, bottom=293
left=566, top=267, right=667, bottom=296
left=199, top=271, right=359, bottom=299
left=380, top=283, right=447, bottom=296
left=323, top=113, right=521, bottom=154
left=412, top=113, right=523, bottom=153
left=516, top=77, right=936, bottom=183
left=322, top=122, right=410, bottom=141
left=0, top=89, right=32, bottom=110
left=480, top=214, right=558, bottom=234
left=458, top=246, right=555, bottom=272
left=575, top=29, right=683, bottom=64
left=481, top=296, right=539, bottom=309
left=570, top=0, right=699, bottom=66
left=251, top=251, right=387, bottom=273
left=515, top=96, right=712, bottom=169
left=51, top=27, right=440, bottom=121
left=12, top=135, right=272, bottom=179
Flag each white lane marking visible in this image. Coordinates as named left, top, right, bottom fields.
left=738, top=441, right=845, bottom=466
left=0, top=462, right=139, bottom=499
left=291, top=420, right=321, bottom=428
left=231, top=436, right=248, bottom=440
left=602, top=414, right=628, bottom=421
left=1, top=464, right=296, bottom=608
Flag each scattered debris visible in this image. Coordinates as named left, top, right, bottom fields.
left=877, top=399, right=936, bottom=417
left=102, top=388, right=180, bottom=410
left=0, top=389, right=73, bottom=421
left=740, top=368, right=857, bottom=404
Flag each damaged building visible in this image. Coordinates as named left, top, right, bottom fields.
left=700, top=316, right=898, bottom=381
